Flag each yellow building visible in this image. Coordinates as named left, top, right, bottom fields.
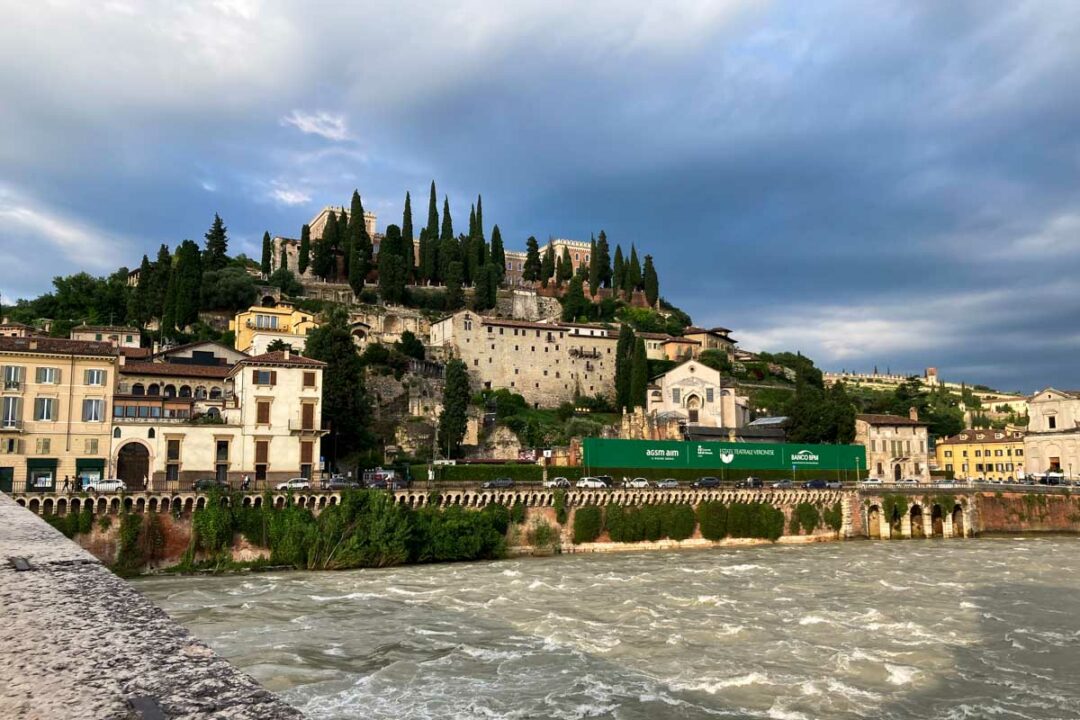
left=0, top=337, right=118, bottom=493
left=935, top=428, right=1025, bottom=482
left=230, top=302, right=319, bottom=355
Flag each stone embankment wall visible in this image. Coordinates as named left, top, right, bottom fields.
left=976, top=491, right=1080, bottom=533
left=0, top=493, right=302, bottom=720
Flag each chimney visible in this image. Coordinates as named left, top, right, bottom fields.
left=284, top=349, right=291, bottom=360
left=909, top=406, right=918, bottom=422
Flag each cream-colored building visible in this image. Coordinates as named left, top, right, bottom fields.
left=70, top=324, right=142, bottom=349
left=855, top=411, right=931, bottom=482
left=429, top=311, right=617, bottom=407
left=645, top=359, right=749, bottom=428
left=230, top=303, right=319, bottom=355
left=111, top=350, right=326, bottom=489
left=682, top=326, right=736, bottom=358
left=1023, top=388, right=1080, bottom=480
left=935, top=428, right=1025, bottom=482
left=0, top=337, right=118, bottom=493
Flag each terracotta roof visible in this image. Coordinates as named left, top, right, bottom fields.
left=636, top=332, right=671, bottom=340
left=0, top=321, right=32, bottom=329
left=72, top=324, right=140, bottom=334
left=856, top=413, right=927, bottom=427
left=120, top=361, right=232, bottom=379
left=663, top=337, right=700, bottom=345
left=0, top=337, right=117, bottom=357
left=480, top=317, right=565, bottom=331
left=684, top=326, right=732, bottom=337
left=152, top=340, right=247, bottom=359
left=235, top=351, right=326, bottom=368
left=120, top=346, right=153, bottom=359
left=937, top=430, right=1025, bottom=445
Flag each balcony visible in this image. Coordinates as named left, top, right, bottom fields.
left=289, top=419, right=328, bottom=435
left=1, top=420, right=25, bottom=432
left=3, top=380, right=22, bottom=392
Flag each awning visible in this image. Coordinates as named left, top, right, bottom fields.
left=26, top=458, right=58, bottom=470
left=76, top=459, right=105, bottom=478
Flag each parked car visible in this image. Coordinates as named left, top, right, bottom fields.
left=576, top=476, right=608, bottom=489
left=826, top=481, right=844, bottom=489
left=622, top=477, right=652, bottom=488
left=692, top=476, right=721, bottom=488
left=82, top=478, right=126, bottom=493
left=276, top=478, right=311, bottom=491
left=859, top=477, right=884, bottom=485
left=898, top=477, right=919, bottom=485
left=543, top=476, right=571, bottom=488
left=482, top=477, right=515, bottom=489
left=324, top=477, right=361, bottom=490
left=735, top=476, right=763, bottom=489
left=193, top=477, right=229, bottom=491
left=596, top=475, right=614, bottom=487
left=771, top=479, right=793, bottom=489
left=655, top=478, right=679, bottom=489
left=801, top=479, right=827, bottom=489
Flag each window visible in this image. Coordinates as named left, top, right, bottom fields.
left=1017, top=449, right=1024, bottom=456
left=944, top=450, right=952, bottom=458
left=1049, top=416, right=1057, bottom=430
left=945, top=464, right=953, bottom=472
left=167, top=439, right=181, bottom=462
left=706, top=388, right=714, bottom=403
left=252, top=370, right=276, bottom=386
left=84, top=369, right=106, bottom=386
left=995, top=449, right=1003, bottom=456
left=82, top=399, right=104, bottom=422
left=975, top=450, right=981, bottom=457
left=255, top=314, right=279, bottom=329
left=3, top=365, right=25, bottom=389
left=216, top=440, right=229, bottom=463
left=34, top=398, right=56, bottom=421
left=303, top=371, right=316, bottom=388
left=84, top=438, right=99, bottom=454
left=256, top=401, right=271, bottom=425
left=35, top=367, right=59, bottom=384
left=36, top=437, right=51, bottom=454
left=672, top=388, right=681, bottom=404
left=1, top=397, right=20, bottom=427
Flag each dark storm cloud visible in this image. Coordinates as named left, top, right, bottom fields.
left=2, top=0, right=1079, bottom=391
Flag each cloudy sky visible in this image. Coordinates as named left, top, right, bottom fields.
left=2, top=0, right=1079, bottom=392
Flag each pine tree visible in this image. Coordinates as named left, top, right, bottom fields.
left=298, top=224, right=311, bottom=275
left=378, top=224, right=407, bottom=304
left=629, top=337, right=648, bottom=409
left=475, top=195, right=484, bottom=240
left=523, top=237, right=541, bottom=282
left=204, top=213, right=229, bottom=271
left=588, top=235, right=600, bottom=296
left=540, top=243, right=555, bottom=288
left=260, top=231, right=272, bottom=276
left=490, top=225, right=505, bottom=285
left=596, top=230, right=612, bottom=289
left=401, top=191, right=414, bottom=281
left=615, top=325, right=634, bottom=411
left=625, top=244, right=642, bottom=294
left=642, top=254, right=659, bottom=306
left=613, top=245, right=625, bottom=292
left=438, top=359, right=470, bottom=458
left=445, top=261, right=464, bottom=310
left=556, top=246, right=573, bottom=286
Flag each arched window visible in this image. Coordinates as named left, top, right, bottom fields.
left=209, top=387, right=222, bottom=399
left=164, top=385, right=176, bottom=398
left=131, top=383, right=145, bottom=396
left=147, top=428, right=155, bottom=439
left=195, top=386, right=207, bottom=399
left=206, top=407, right=220, bottom=419
left=113, top=427, right=121, bottom=438
left=179, top=385, right=192, bottom=398
left=147, top=384, right=160, bottom=396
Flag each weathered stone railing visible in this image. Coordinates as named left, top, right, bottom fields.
left=0, top=492, right=303, bottom=720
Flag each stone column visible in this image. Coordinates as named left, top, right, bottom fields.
left=900, top=513, right=912, bottom=539
left=923, top=511, right=934, bottom=539
left=841, top=495, right=854, bottom=538
left=879, top=511, right=892, bottom=539
left=942, top=513, right=954, bottom=539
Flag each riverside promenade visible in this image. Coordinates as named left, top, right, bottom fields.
left=0, top=492, right=303, bottom=720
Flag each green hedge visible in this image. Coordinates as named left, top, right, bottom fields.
left=698, top=501, right=784, bottom=541
left=604, top=503, right=696, bottom=542
left=573, top=506, right=603, bottom=544
left=698, top=501, right=729, bottom=540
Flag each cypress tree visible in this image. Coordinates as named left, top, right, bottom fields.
left=303, top=307, right=373, bottom=458
left=260, top=231, right=272, bottom=276
left=643, top=254, right=659, bottom=306
left=596, top=230, right=612, bottom=289
left=629, top=337, right=648, bottom=409
left=475, top=195, right=484, bottom=240
left=378, top=224, right=407, bottom=305
left=347, top=191, right=371, bottom=281
left=522, top=237, right=541, bottom=282
left=418, top=228, right=432, bottom=284
left=490, top=225, right=506, bottom=285
left=204, top=213, right=229, bottom=271
left=561, top=275, right=587, bottom=321
left=468, top=204, right=477, bottom=240
left=613, top=245, right=625, bottom=293
left=168, top=239, right=203, bottom=333
left=557, top=247, right=573, bottom=286
left=132, top=254, right=152, bottom=325
left=472, top=263, right=498, bottom=311
left=445, top=261, right=464, bottom=310
left=625, top=244, right=642, bottom=294
left=540, top=243, right=555, bottom=288
left=426, top=181, right=439, bottom=240
left=588, top=236, right=600, bottom=296
left=440, top=197, right=454, bottom=243
left=401, top=191, right=414, bottom=280
left=438, top=359, right=470, bottom=458
left=615, top=325, right=634, bottom=411
left=439, top=229, right=459, bottom=284
left=312, top=213, right=334, bottom=280
left=150, top=244, right=171, bottom=319
left=298, top=224, right=311, bottom=275
left=348, top=237, right=365, bottom=296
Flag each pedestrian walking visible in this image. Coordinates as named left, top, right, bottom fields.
left=61, top=476, right=70, bottom=493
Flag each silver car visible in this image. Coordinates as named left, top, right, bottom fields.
left=656, top=478, right=679, bottom=489
left=82, top=478, right=126, bottom=493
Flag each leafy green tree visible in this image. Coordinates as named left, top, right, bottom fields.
left=540, top=243, right=555, bottom=288
left=560, top=275, right=588, bottom=321
left=268, top=266, right=303, bottom=297
left=303, top=307, right=372, bottom=458
left=200, top=267, right=258, bottom=311
left=298, top=224, right=311, bottom=275
left=438, top=359, right=470, bottom=458
left=629, top=337, right=648, bottom=409
left=468, top=204, right=477, bottom=240
left=595, top=230, right=612, bottom=289
left=490, top=225, right=505, bottom=285
left=642, top=254, right=659, bottom=306
left=348, top=237, right=365, bottom=296
left=613, top=245, right=625, bottom=292
left=130, top=255, right=153, bottom=324
left=260, top=231, right=272, bottom=276
left=615, top=324, right=634, bottom=410
left=417, top=228, right=433, bottom=285
left=396, top=330, right=425, bottom=361
left=204, top=214, right=229, bottom=271
left=149, top=244, right=172, bottom=319
left=445, top=261, right=464, bottom=310
left=438, top=197, right=457, bottom=281
left=266, top=338, right=293, bottom=352
left=522, top=236, right=541, bottom=282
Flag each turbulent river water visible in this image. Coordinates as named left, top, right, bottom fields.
left=139, top=538, right=1080, bottom=720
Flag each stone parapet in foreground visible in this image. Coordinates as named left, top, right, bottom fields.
left=0, top=493, right=303, bottom=720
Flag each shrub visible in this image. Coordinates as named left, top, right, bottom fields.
left=573, top=506, right=603, bottom=544
left=113, top=513, right=144, bottom=574
left=698, top=502, right=729, bottom=541
left=792, top=502, right=820, bottom=535
left=822, top=502, right=843, bottom=532
left=665, top=504, right=697, bottom=541
left=97, top=515, right=112, bottom=532
left=527, top=519, right=559, bottom=551
left=510, top=500, right=526, bottom=525
left=554, top=489, right=568, bottom=525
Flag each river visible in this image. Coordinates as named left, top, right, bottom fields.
left=139, top=538, right=1080, bottom=719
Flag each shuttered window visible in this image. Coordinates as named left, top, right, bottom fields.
left=301, top=403, right=314, bottom=430
left=255, top=440, right=269, bottom=464
left=252, top=370, right=277, bottom=386
left=300, top=441, right=313, bottom=464
left=256, top=401, right=271, bottom=424
left=303, top=371, right=316, bottom=388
